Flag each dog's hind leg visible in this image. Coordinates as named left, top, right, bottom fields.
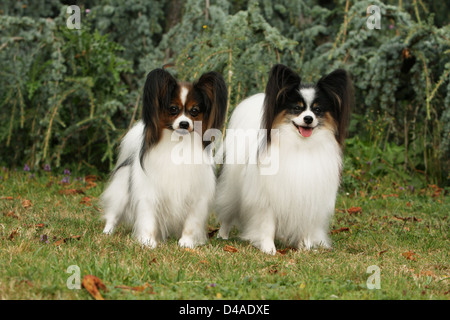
left=101, top=166, right=130, bottom=235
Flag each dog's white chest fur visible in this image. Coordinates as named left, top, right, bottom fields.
left=216, top=93, right=343, bottom=253
left=102, top=122, right=215, bottom=247
left=262, top=125, right=342, bottom=245
left=141, top=129, right=215, bottom=211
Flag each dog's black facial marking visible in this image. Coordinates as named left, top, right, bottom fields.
left=310, top=102, right=325, bottom=117
left=287, top=101, right=306, bottom=115
left=167, top=105, right=181, bottom=116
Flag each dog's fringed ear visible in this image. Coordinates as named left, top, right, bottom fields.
left=194, top=71, right=228, bottom=131
left=317, top=69, right=354, bottom=146
left=263, top=64, right=301, bottom=141
left=140, top=68, right=178, bottom=166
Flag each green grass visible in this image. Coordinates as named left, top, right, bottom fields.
left=0, top=168, right=448, bottom=300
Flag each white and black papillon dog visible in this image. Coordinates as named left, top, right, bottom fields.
left=216, top=64, right=353, bottom=254
left=101, top=68, right=227, bottom=248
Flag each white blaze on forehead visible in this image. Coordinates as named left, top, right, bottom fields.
left=180, top=86, right=189, bottom=106
left=299, top=88, right=316, bottom=108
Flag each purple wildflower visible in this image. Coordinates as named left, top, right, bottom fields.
left=399, top=186, right=404, bottom=191
left=63, top=168, right=71, bottom=176
left=40, top=235, right=49, bottom=244
left=24, top=164, right=30, bottom=172
left=61, top=176, right=70, bottom=184
left=44, top=164, right=51, bottom=172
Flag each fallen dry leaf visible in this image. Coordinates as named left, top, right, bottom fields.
left=1, top=196, right=14, bottom=200
left=58, top=188, right=85, bottom=195
left=5, top=211, right=18, bottom=219
left=19, top=279, right=34, bottom=287
left=428, top=184, right=443, bottom=198
left=22, top=199, right=32, bottom=208
left=8, top=229, right=19, bottom=240
left=86, top=181, right=97, bottom=189
left=402, top=251, right=418, bottom=261
left=224, top=245, right=238, bottom=253
left=382, top=194, right=399, bottom=199
left=54, top=235, right=82, bottom=246
left=276, top=247, right=297, bottom=255
left=23, top=223, right=45, bottom=228
left=331, top=227, right=350, bottom=234
left=85, top=175, right=98, bottom=182
left=149, top=258, right=157, bottom=266
left=80, top=196, right=92, bottom=206
left=269, top=268, right=278, bottom=275
left=347, top=206, right=362, bottom=215
left=84, top=176, right=98, bottom=190
left=378, top=249, right=389, bottom=256
left=393, top=216, right=422, bottom=222
left=82, top=275, right=107, bottom=300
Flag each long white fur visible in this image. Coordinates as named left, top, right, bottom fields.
left=101, top=121, right=216, bottom=248
left=215, top=92, right=342, bottom=254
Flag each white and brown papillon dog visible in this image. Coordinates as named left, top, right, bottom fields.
left=216, top=64, right=353, bottom=254
left=101, top=68, right=227, bottom=248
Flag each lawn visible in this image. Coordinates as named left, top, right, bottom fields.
left=0, top=167, right=448, bottom=300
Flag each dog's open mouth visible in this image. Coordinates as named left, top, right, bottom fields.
left=293, top=122, right=313, bottom=137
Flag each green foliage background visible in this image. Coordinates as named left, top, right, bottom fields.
left=0, top=0, right=449, bottom=189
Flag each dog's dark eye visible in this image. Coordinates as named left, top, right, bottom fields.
left=293, top=103, right=304, bottom=113
left=190, top=107, right=200, bottom=117
left=169, top=106, right=179, bottom=115
left=313, top=106, right=322, bottom=113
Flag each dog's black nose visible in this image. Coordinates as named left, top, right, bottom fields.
left=179, top=121, right=190, bottom=129
left=303, top=116, right=313, bottom=124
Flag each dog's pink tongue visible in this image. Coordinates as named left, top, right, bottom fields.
left=299, top=126, right=312, bottom=137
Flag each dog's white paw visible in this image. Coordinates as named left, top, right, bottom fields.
left=258, top=238, right=276, bottom=255
left=102, top=223, right=115, bottom=235
left=178, top=236, right=196, bottom=249
left=217, top=227, right=229, bottom=240
left=102, top=228, right=114, bottom=235
left=138, top=237, right=158, bottom=249
left=300, top=234, right=331, bottom=251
